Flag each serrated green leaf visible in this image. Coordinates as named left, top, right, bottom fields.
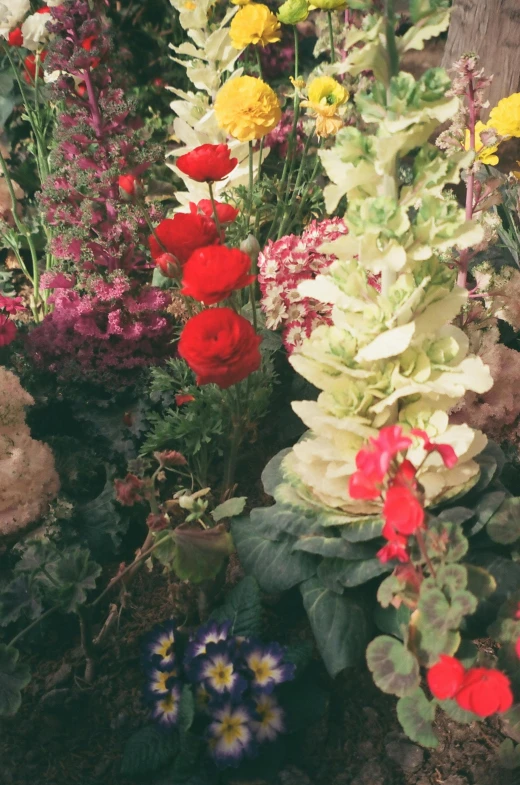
left=46, top=548, right=101, bottom=613
left=121, top=725, right=177, bottom=779
left=366, top=636, right=420, bottom=697
left=232, top=521, right=317, bottom=593
left=74, top=477, right=127, bottom=554
left=0, top=644, right=31, bottom=717
left=487, top=497, right=520, bottom=546
left=211, top=497, right=247, bottom=523
left=397, top=688, right=438, bottom=748
left=167, top=525, right=233, bottom=584
left=301, top=577, right=369, bottom=677
left=210, top=576, right=262, bottom=637
left=0, top=575, right=43, bottom=627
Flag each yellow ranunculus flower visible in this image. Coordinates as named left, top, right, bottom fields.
left=309, top=0, right=347, bottom=8
left=215, top=75, right=282, bottom=142
left=307, top=76, right=348, bottom=107
left=229, top=3, right=282, bottom=49
left=464, top=120, right=499, bottom=166
left=231, top=0, right=250, bottom=4
left=488, top=92, right=520, bottom=139
left=277, top=0, right=309, bottom=24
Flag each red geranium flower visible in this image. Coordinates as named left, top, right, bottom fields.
left=515, top=638, right=520, bottom=659
left=118, top=174, right=137, bottom=196
left=411, top=429, right=458, bottom=468
left=383, top=485, right=424, bottom=535
left=178, top=307, right=262, bottom=388
left=391, top=459, right=418, bottom=489
left=193, top=199, right=239, bottom=225
left=427, top=655, right=466, bottom=701
left=114, top=474, right=144, bottom=506
left=181, top=245, right=255, bottom=305
left=23, top=51, right=47, bottom=84
left=177, top=144, right=238, bottom=183
left=0, top=295, right=25, bottom=314
left=376, top=541, right=409, bottom=564
left=348, top=470, right=381, bottom=500
left=0, top=315, right=16, bottom=347
left=8, top=28, right=24, bottom=47
left=149, top=213, right=219, bottom=265
left=455, top=668, right=513, bottom=717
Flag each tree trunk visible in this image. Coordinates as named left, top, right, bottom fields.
left=442, top=0, right=520, bottom=114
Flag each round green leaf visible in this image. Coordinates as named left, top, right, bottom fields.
left=366, top=636, right=420, bottom=697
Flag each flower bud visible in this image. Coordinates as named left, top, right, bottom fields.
left=277, top=0, right=309, bottom=25
left=240, top=234, right=261, bottom=266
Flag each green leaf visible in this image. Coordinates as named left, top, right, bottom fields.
left=465, top=565, right=496, bottom=601
left=293, top=536, right=376, bottom=561
left=428, top=520, right=468, bottom=562
left=317, top=557, right=390, bottom=591
left=261, top=448, right=291, bottom=497
left=373, top=604, right=412, bottom=640
left=301, top=577, right=369, bottom=677
left=250, top=503, right=325, bottom=539
left=498, top=739, right=520, bottom=770
left=468, top=491, right=506, bottom=536
left=397, top=688, right=438, bottom=748
left=232, top=520, right=317, bottom=593
left=487, top=497, right=520, bottom=545
left=456, top=639, right=478, bottom=668
left=211, top=497, right=247, bottom=523
left=0, top=575, right=43, bottom=627
left=503, top=704, right=520, bottom=741
left=152, top=267, right=176, bottom=289
left=366, top=636, right=420, bottom=697
left=74, top=477, right=126, bottom=554
left=210, top=576, right=262, bottom=637
left=178, top=686, right=195, bottom=737
left=283, top=641, right=314, bottom=678
left=169, top=525, right=234, bottom=584
left=170, top=733, right=202, bottom=781
left=439, top=698, right=478, bottom=724
left=46, top=548, right=101, bottom=613
left=0, top=644, right=31, bottom=717
left=121, top=725, right=177, bottom=779
left=340, top=518, right=384, bottom=542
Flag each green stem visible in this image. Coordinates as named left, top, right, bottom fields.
left=222, top=386, right=244, bottom=500
left=8, top=606, right=60, bottom=649
left=384, top=0, right=399, bottom=80
left=327, top=11, right=336, bottom=65
left=208, top=181, right=223, bottom=239
left=247, top=140, right=254, bottom=230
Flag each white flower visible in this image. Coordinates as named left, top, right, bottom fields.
left=0, top=0, right=30, bottom=38
left=21, top=10, right=52, bottom=51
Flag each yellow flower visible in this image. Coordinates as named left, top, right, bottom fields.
left=488, top=92, right=520, bottom=138
left=464, top=121, right=499, bottom=166
left=231, top=0, right=250, bottom=4
left=309, top=0, right=347, bottom=8
left=229, top=3, right=282, bottom=49
left=215, top=75, right=282, bottom=142
left=278, top=0, right=309, bottom=24
left=301, top=76, right=348, bottom=138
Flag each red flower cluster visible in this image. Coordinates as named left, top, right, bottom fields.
left=181, top=246, right=254, bottom=305
left=8, top=28, right=24, bottom=47
left=114, top=473, right=144, bottom=506
left=176, top=144, right=238, bottom=183
left=427, top=655, right=513, bottom=718
left=24, top=51, right=47, bottom=84
left=348, top=426, right=458, bottom=565
left=178, top=307, right=262, bottom=389
left=0, top=295, right=23, bottom=348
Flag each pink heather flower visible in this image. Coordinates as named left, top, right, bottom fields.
left=258, top=218, right=349, bottom=353
left=264, top=109, right=305, bottom=159
left=39, top=271, right=76, bottom=290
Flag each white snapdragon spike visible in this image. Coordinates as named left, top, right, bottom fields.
left=0, top=0, right=30, bottom=38
left=170, top=0, right=214, bottom=31
left=21, top=11, right=52, bottom=51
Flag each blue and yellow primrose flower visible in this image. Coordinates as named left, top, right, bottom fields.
left=198, top=641, right=247, bottom=699
left=208, top=702, right=255, bottom=768
left=251, top=694, right=285, bottom=743
left=146, top=666, right=179, bottom=699
left=150, top=682, right=182, bottom=729
left=184, top=620, right=232, bottom=665
left=242, top=642, right=295, bottom=693
left=143, top=620, right=176, bottom=668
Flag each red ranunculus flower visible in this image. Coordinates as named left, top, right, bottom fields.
left=8, top=28, right=24, bottom=47
left=383, top=485, right=424, bottom=535
left=177, top=144, right=238, bottom=183
left=181, top=245, right=255, bottom=305
left=23, top=51, right=47, bottom=84
left=376, top=541, right=409, bottom=564
left=118, top=174, right=137, bottom=196
left=193, top=199, right=239, bottom=225
left=411, top=429, right=458, bottom=468
left=0, top=315, right=16, bottom=347
left=427, top=655, right=466, bottom=701
left=455, top=668, right=513, bottom=717
left=178, top=307, right=262, bottom=388
left=149, top=213, right=219, bottom=265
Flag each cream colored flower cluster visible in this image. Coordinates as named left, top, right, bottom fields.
left=0, top=368, right=59, bottom=539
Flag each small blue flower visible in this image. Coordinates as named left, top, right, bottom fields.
left=184, top=620, right=232, bottom=667
left=197, top=641, right=247, bottom=699
left=143, top=620, right=176, bottom=668
left=150, top=682, right=182, bottom=729
left=145, top=665, right=179, bottom=700
left=207, top=702, right=256, bottom=768
left=242, top=642, right=295, bottom=693
left=251, top=694, right=286, bottom=743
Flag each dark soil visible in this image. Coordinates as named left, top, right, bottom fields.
left=0, top=563, right=518, bottom=785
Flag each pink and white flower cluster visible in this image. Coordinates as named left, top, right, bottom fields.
left=258, top=218, right=348, bottom=352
